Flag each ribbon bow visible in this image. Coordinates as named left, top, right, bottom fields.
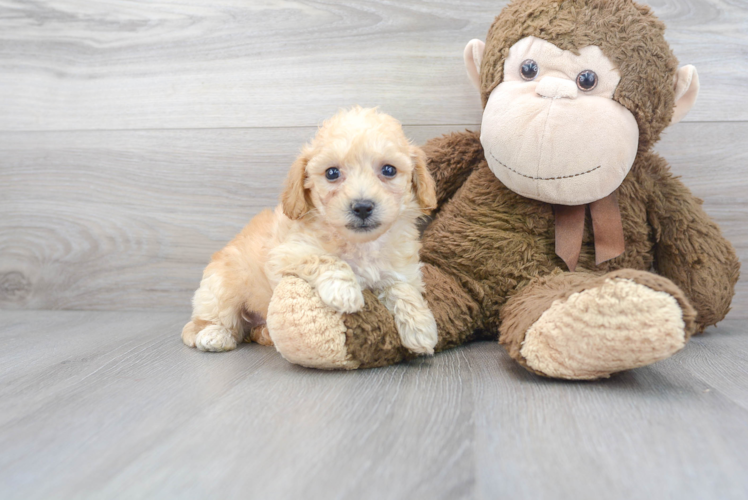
left=554, top=192, right=625, bottom=272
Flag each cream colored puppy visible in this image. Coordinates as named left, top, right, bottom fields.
left=182, top=107, right=439, bottom=355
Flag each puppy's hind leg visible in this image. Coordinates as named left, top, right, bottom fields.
left=242, top=310, right=273, bottom=346
left=184, top=270, right=245, bottom=352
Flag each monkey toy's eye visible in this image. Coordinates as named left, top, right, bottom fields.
left=577, top=70, right=598, bottom=91
left=520, top=59, right=539, bottom=80
left=325, top=167, right=340, bottom=180
left=381, top=165, right=397, bottom=177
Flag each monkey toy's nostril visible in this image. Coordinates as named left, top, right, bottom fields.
left=351, top=200, right=375, bottom=220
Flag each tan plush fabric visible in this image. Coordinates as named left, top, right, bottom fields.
left=504, top=36, right=621, bottom=99
left=520, top=278, right=686, bottom=379
left=480, top=36, right=640, bottom=205
left=671, top=65, right=700, bottom=125
left=498, top=269, right=697, bottom=375
left=464, top=39, right=486, bottom=91
left=267, top=276, right=359, bottom=370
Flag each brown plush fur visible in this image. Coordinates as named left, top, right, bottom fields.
left=345, top=132, right=738, bottom=370
left=344, top=289, right=415, bottom=368
left=334, top=0, right=740, bottom=373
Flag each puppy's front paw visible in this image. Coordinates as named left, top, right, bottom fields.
left=397, top=309, right=438, bottom=355
left=195, top=325, right=238, bottom=352
left=317, top=279, right=365, bottom=314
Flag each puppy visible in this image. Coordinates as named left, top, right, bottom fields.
left=181, top=107, right=439, bottom=355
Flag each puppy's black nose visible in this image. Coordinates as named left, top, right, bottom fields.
left=351, top=200, right=375, bottom=220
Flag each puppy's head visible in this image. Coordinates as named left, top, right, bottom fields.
left=282, top=107, right=436, bottom=242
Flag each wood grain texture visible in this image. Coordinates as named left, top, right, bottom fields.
left=0, top=310, right=474, bottom=500
left=0, top=310, right=746, bottom=499
left=0, top=0, right=746, bottom=132
left=469, top=322, right=748, bottom=500
left=0, top=124, right=458, bottom=311
left=1, top=2, right=745, bottom=498
left=1, top=122, right=745, bottom=314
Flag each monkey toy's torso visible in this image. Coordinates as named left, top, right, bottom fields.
left=421, top=131, right=654, bottom=330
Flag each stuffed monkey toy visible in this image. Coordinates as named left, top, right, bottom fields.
left=266, top=0, right=740, bottom=379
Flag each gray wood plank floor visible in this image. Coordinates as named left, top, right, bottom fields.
left=1, top=311, right=746, bottom=500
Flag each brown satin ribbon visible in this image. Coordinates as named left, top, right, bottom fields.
left=554, top=192, right=625, bottom=272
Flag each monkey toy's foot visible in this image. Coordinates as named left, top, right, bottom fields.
left=266, top=276, right=361, bottom=369
left=500, top=270, right=698, bottom=380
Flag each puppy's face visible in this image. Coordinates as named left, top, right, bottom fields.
left=282, top=108, right=436, bottom=243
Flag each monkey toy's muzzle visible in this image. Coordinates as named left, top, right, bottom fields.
left=480, top=80, right=639, bottom=206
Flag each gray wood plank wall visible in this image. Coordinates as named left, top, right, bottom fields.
left=1, top=0, right=746, bottom=315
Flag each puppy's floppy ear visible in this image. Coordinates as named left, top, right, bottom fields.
left=281, top=150, right=313, bottom=220
left=410, top=145, right=437, bottom=215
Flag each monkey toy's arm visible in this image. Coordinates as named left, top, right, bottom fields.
left=645, top=155, right=741, bottom=332
left=422, top=130, right=485, bottom=209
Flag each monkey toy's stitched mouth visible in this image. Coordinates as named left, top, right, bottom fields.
left=488, top=150, right=601, bottom=181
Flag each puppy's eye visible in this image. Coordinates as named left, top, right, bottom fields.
left=520, top=59, right=539, bottom=81
left=325, top=167, right=340, bottom=181
left=381, top=165, right=397, bottom=177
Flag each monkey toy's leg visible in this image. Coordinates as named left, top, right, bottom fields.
left=266, top=264, right=485, bottom=369
left=499, top=269, right=698, bottom=380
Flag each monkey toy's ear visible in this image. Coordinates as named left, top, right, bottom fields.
left=671, top=65, right=700, bottom=125
left=464, top=39, right=486, bottom=91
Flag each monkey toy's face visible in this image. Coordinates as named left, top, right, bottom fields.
left=475, top=36, right=640, bottom=206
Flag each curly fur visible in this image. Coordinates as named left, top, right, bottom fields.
left=182, top=107, right=439, bottom=355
